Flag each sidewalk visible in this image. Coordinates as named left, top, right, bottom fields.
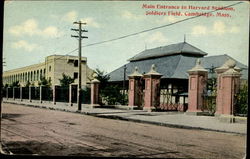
left=2, top=98, right=247, bottom=135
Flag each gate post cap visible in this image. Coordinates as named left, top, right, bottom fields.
left=128, top=66, right=142, bottom=77
left=188, top=59, right=207, bottom=72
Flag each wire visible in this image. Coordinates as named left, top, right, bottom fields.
left=82, top=1, right=243, bottom=48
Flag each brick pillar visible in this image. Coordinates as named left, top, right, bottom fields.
left=20, top=87, right=23, bottom=101
left=128, top=66, right=142, bottom=106
left=216, top=59, right=241, bottom=116
left=215, top=62, right=229, bottom=115
left=29, top=86, right=32, bottom=102
left=69, top=84, right=73, bottom=106
left=91, top=78, right=100, bottom=106
left=39, top=86, right=42, bottom=103
left=187, top=59, right=208, bottom=114
left=143, top=64, right=162, bottom=111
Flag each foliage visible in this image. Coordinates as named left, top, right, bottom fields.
left=10, top=81, right=20, bottom=87
left=204, top=76, right=217, bottom=115
left=25, top=80, right=31, bottom=87
left=100, top=85, right=128, bottom=105
left=94, top=68, right=127, bottom=105
left=94, top=68, right=110, bottom=90
left=3, top=83, right=8, bottom=88
left=59, top=73, right=74, bottom=87
left=38, top=77, right=51, bottom=87
left=81, top=87, right=91, bottom=104
left=235, top=84, right=248, bottom=115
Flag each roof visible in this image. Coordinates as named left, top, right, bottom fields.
left=128, top=42, right=208, bottom=62
left=108, top=54, right=248, bottom=81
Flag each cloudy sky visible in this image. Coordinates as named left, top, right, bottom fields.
left=3, top=1, right=249, bottom=73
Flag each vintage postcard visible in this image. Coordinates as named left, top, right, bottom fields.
left=1, top=0, right=248, bottom=158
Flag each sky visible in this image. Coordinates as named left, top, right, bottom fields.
left=3, top=1, right=249, bottom=74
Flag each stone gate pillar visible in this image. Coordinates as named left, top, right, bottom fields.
left=215, top=59, right=241, bottom=116
left=6, top=87, right=8, bottom=100
left=187, top=59, right=208, bottom=114
left=143, top=64, right=162, bottom=111
left=13, top=87, right=15, bottom=100
left=39, top=86, right=42, bottom=103
left=91, top=77, right=100, bottom=106
left=53, top=85, right=57, bottom=105
left=29, top=86, right=32, bottom=102
left=128, top=67, right=142, bottom=107
left=69, top=84, right=73, bottom=106
left=215, top=61, right=229, bottom=115
left=20, top=87, right=23, bottom=101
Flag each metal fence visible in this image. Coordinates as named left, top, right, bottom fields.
left=42, top=86, right=53, bottom=101
left=22, top=87, right=29, bottom=99
left=202, top=94, right=216, bottom=114
left=55, top=86, right=69, bottom=103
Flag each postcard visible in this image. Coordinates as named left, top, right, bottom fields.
left=1, top=0, right=248, bottom=158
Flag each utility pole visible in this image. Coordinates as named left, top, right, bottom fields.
left=71, top=21, right=88, bottom=111
left=123, top=65, right=127, bottom=104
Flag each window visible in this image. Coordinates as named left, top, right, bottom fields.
left=74, top=72, right=78, bottom=79
left=74, top=60, right=78, bottom=67
left=49, top=66, right=51, bottom=72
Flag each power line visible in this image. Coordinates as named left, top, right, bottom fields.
left=31, top=1, right=244, bottom=66
left=82, top=1, right=243, bottom=48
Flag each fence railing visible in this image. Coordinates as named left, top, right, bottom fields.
left=2, top=85, right=90, bottom=104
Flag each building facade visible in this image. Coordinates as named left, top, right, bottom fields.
left=3, top=55, right=94, bottom=87
left=108, top=42, right=248, bottom=110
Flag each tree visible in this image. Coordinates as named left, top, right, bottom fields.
left=94, top=68, right=127, bottom=105
left=10, top=81, right=20, bottom=87
left=59, top=73, right=74, bottom=87
left=95, top=68, right=110, bottom=90
left=235, top=84, right=248, bottom=115
left=38, top=77, right=51, bottom=87
left=25, top=80, right=31, bottom=87
left=3, top=83, right=8, bottom=88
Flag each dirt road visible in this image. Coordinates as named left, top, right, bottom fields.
left=1, top=103, right=246, bottom=158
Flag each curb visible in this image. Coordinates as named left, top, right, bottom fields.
left=2, top=101, right=246, bottom=135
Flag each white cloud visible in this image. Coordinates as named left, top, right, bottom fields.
left=80, top=17, right=100, bottom=28
left=212, top=21, right=226, bottom=35
left=62, top=11, right=77, bottom=23
left=192, top=25, right=207, bottom=36
left=191, top=21, right=240, bottom=36
left=121, top=10, right=144, bottom=20
left=9, top=19, right=38, bottom=36
left=229, top=26, right=240, bottom=33
left=8, top=19, right=63, bottom=38
left=42, top=26, right=63, bottom=38
left=156, top=16, right=178, bottom=24
left=11, top=40, right=38, bottom=52
left=145, top=32, right=168, bottom=44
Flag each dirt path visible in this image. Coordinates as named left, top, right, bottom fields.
left=1, top=103, right=246, bottom=158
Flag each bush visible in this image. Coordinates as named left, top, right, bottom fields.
left=100, top=85, right=127, bottom=105
left=235, top=84, right=248, bottom=115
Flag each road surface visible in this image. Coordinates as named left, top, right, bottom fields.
left=1, top=103, right=246, bottom=158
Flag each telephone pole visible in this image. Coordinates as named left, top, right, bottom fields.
left=71, top=21, right=88, bottom=111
